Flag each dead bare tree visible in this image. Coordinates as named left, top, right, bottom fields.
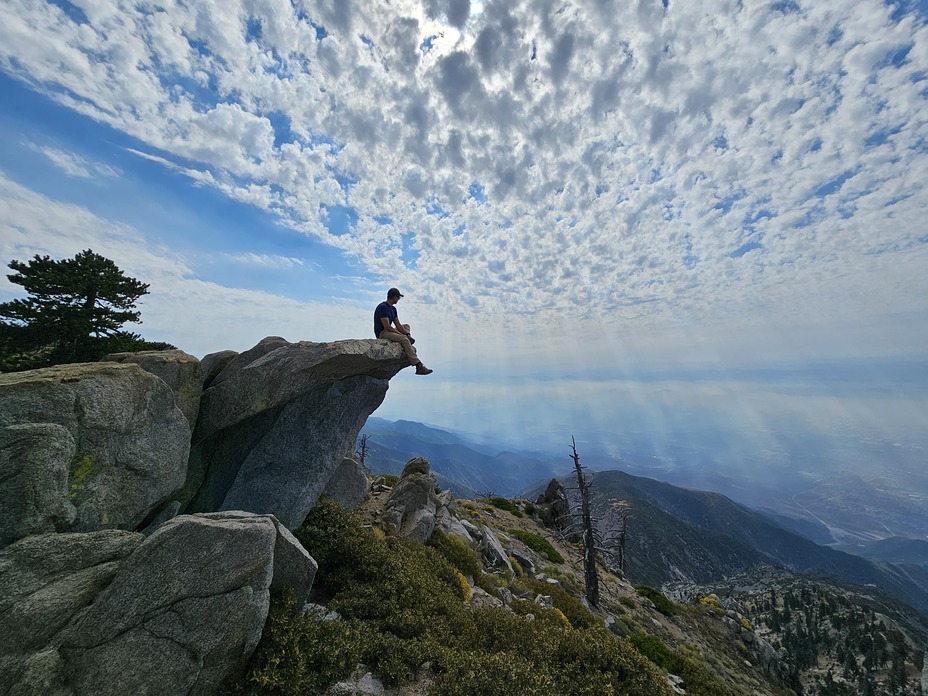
left=356, top=433, right=370, bottom=468
left=607, top=500, right=631, bottom=574
left=570, top=436, right=599, bottom=607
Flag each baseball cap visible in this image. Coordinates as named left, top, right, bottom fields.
left=387, top=287, right=404, bottom=298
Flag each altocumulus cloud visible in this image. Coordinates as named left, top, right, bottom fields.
left=1, top=0, right=927, bottom=332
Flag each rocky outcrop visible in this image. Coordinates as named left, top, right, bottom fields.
left=0, top=338, right=410, bottom=538
left=461, top=520, right=513, bottom=574
left=0, top=363, right=190, bottom=540
left=322, top=458, right=371, bottom=511
left=103, top=349, right=203, bottom=430
left=535, top=478, right=571, bottom=531
left=434, top=490, right=474, bottom=542
left=400, top=457, right=430, bottom=478
left=185, top=338, right=408, bottom=528
left=0, top=336, right=415, bottom=696
left=382, top=457, right=441, bottom=543
left=1, top=512, right=316, bottom=696
left=381, top=459, right=476, bottom=546
left=509, top=546, right=537, bottom=577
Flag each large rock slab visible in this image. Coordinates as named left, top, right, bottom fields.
left=53, top=513, right=315, bottom=696
left=0, top=363, right=191, bottom=534
left=322, top=457, right=371, bottom=511
left=0, top=530, right=142, bottom=693
left=0, top=423, right=77, bottom=549
left=0, top=530, right=144, bottom=657
left=183, top=338, right=408, bottom=529
left=102, top=349, right=203, bottom=431
left=0, top=513, right=315, bottom=696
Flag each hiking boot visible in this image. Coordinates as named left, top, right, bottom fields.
left=415, top=364, right=433, bottom=375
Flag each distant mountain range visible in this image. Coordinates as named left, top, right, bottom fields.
left=552, top=469, right=928, bottom=617
left=360, top=418, right=928, bottom=618
left=359, top=417, right=564, bottom=497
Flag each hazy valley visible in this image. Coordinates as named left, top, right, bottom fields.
left=361, top=418, right=928, bottom=561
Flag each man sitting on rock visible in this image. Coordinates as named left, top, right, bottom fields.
left=374, top=288, right=433, bottom=375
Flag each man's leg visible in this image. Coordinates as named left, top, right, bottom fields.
left=381, top=331, right=419, bottom=364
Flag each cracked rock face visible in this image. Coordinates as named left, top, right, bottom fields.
left=0, top=423, right=77, bottom=548
left=102, top=349, right=204, bottom=432
left=183, top=338, right=408, bottom=528
left=0, top=529, right=144, bottom=695
left=0, top=363, right=191, bottom=537
left=0, top=530, right=144, bottom=657
left=56, top=513, right=276, bottom=696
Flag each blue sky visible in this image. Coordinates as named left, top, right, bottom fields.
left=1, top=0, right=927, bottom=508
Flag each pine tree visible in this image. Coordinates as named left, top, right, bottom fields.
left=0, top=249, right=172, bottom=371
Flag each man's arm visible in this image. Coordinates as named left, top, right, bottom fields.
left=391, top=313, right=411, bottom=336
left=380, top=316, right=408, bottom=336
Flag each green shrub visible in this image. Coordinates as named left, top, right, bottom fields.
left=676, top=655, right=743, bottom=696
left=629, top=633, right=681, bottom=672
left=520, top=577, right=598, bottom=630
left=552, top=572, right=582, bottom=597
left=488, top=497, right=523, bottom=517
left=609, top=616, right=638, bottom=636
left=431, top=615, right=672, bottom=696
left=428, top=531, right=482, bottom=578
left=628, top=633, right=743, bottom=696
left=508, top=529, right=564, bottom=564
left=635, top=585, right=677, bottom=616
left=523, top=502, right=537, bottom=516
left=295, top=497, right=467, bottom=645
left=230, top=591, right=375, bottom=694
left=475, top=571, right=502, bottom=596
left=453, top=569, right=472, bottom=602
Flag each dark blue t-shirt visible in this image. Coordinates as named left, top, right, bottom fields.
left=374, top=301, right=396, bottom=338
